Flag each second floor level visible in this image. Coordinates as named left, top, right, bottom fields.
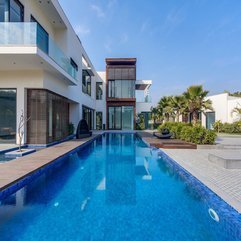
left=0, top=0, right=97, bottom=88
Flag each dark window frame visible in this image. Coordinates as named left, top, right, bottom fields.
left=82, top=70, right=91, bottom=96
left=31, top=15, right=49, bottom=54
left=96, top=111, right=103, bottom=130
left=96, top=82, right=103, bottom=100
left=9, top=0, right=24, bottom=22
left=70, top=58, right=78, bottom=72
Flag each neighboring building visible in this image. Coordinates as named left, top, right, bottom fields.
left=0, top=0, right=152, bottom=145
left=202, top=93, right=241, bottom=129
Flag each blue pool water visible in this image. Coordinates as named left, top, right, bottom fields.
left=0, top=133, right=240, bottom=241
left=0, top=154, right=14, bottom=163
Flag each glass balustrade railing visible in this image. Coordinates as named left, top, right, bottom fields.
left=136, top=95, right=152, bottom=103
left=0, top=22, right=76, bottom=80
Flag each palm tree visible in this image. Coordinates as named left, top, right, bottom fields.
left=151, top=107, right=159, bottom=126
left=232, top=105, right=241, bottom=121
left=158, top=96, right=175, bottom=122
left=183, top=85, right=213, bottom=124
left=171, top=95, right=187, bottom=122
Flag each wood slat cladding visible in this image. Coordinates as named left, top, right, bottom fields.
left=107, top=67, right=136, bottom=80
left=27, top=89, right=69, bottom=144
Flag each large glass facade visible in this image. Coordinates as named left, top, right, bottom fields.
left=0, top=89, right=16, bottom=143
left=108, top=80, right=135, bottom=98
left=27, top=90, right=69, bottom=144
left=82, top=106, right=94, bottom=130
left=108, top=106, right=134, bottom=130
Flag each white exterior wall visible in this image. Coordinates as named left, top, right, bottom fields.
left=202, top=93, right=241, bottom=128
left=0, top=70, right=43, bottom=144
left=0, top=0, right=99, bottom=143
left=96, top=71, right=107, bottom=128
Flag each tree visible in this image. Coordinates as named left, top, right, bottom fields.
left=232, top=105, right=241, bottom=121
left=183, top=85, right=213, bottom=124
left=151, top=107, right=159, bottom=126
left=170, top=95, right=187, bottom=122
left=158, top=96, right=175, bottom=122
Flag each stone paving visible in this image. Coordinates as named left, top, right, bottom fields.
left=0, top=135, right=99, bottom=191
left=160, top=149, right=241, bottom=213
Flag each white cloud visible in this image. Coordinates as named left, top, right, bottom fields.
left=91, top=4, right=105, bottom=18
left=74, top=25, right=91, bottom=36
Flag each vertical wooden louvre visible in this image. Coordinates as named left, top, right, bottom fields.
left=27, top=89, right=69, bottom=145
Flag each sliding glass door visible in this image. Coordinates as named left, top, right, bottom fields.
left=108, top=107, right=122, bottom=130
left=0, top=89, right=16, bottom=143
left=122, top=106, right=134, bottom=130
left=108, top=106, right=134, bottom=130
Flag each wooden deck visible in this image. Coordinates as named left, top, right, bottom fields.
left=138, top=131, right=197, bottom=149
left=0, top=135, right=100, bottom=191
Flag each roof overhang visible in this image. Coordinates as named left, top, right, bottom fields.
left=83, top=67, right=95, bottom=76
left=135, top=80, right=152, bottom=90
left=106, top=58, right=136, bottom=65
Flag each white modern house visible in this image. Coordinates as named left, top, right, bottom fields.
left=202, top=93, right=241, bottom=129
left=0, top=0, right=152, bottom=145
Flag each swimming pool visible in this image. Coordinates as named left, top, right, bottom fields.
left=0, top=133, right=240, bottom=241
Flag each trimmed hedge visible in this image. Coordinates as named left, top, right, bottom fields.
left=213, top=121, right=241, bottom=134
left=158, top=122, right=216, bottom=145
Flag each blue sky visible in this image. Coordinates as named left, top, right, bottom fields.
left=59, top=0, right=241, bottom=105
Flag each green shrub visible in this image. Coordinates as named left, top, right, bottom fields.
left=213, top=121, right=241, bottom=134
left=158, top=122, right=190, bottom=139
left=158, top=122, right=216, bottom=144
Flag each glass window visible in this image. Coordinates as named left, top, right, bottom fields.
left=0, top=0, right=5, bottom=22
left=31, top=16, right=49, bottom=54
left=122, top=106, right=134, bottom=130
left=108, top=107, right=115, bottom=129
left=96, top=112, right=102, bottom=130
left=108, top=80, right=115, bottom=98
left=70, top=58, right=78, bottom=72
left=206, top=112, right=216, bottom=130
left=0, top=89, right=16, bottom=143
left=10, top=0, right=24, bottom=22
left=115, top=107, right=122, bottom=129
left=96, top=82, right=103, bottom=100
left=82, top=70, right=91, bottom=96
left=108, top=80, right=135, bottom=98
left=115, top=80, right=122, bottom=98
left=82, top=106, right=93, bottom=129
left=108, top=106, right=122, bottom=130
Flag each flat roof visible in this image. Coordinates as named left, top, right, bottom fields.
left=106, top=58, right=136, bottom=65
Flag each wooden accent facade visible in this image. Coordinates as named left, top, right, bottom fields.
left=27, top=89, right=69, bottom=144
left=106, top=58, right=137, bottom=130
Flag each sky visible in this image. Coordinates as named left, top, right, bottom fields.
left=59, top=0, right=241, bottom=105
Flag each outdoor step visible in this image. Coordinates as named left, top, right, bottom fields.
left=217, top=145, right=241, bottom=150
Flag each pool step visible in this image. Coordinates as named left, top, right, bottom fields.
left=217, top=144, right=241, bottom=150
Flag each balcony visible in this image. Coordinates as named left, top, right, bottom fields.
left=0, top=23, right=77, bottom=85
left=137, top=95, right=152, bottom=103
